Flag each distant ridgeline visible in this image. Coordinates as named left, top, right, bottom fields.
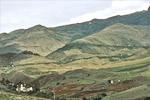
left=0, top=8, right=150, bottom=63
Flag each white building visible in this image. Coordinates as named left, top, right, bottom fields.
left=108, top=80, right=113, bottom=84
left=118, top=80, right=121, bottom=82
left=16, top=84, right=33, bottom=92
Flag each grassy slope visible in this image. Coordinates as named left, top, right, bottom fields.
left=1, top=44, right=150, bottom=76
left=39, top=56, right=150, bottom=99
left=47, top=24, right=150, bottom=63
left=53, top=10, right=150, bottom=42
left=0, top=50, right=150, bottom=99
left=0, top=10, right=150, bottom=56
left=0, top=25, right=68, bottom=56
left=102, top=85, right=150, bottom=100
left=0, top=91, right=49, bottom=100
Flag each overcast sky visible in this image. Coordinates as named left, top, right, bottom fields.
left=0, top=0, right=149, bottom=33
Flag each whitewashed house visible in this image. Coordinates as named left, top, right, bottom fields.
left=16, top=84, right=33, bottom=92
left=108, top=80, right=114, bottom=84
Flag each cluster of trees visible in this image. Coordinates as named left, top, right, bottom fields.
left=1, top=78, right=10, bottom=85
left=144, top=97, right=150, bottom=100
left=22, top=51, right=40, bottom=56
left=1, top=78, right=17, bottom=91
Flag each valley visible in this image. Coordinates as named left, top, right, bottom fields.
left=0, top=8, right=150, bottom=100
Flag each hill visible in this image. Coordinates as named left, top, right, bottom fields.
left=53, top=10, right=150, bottom=41
left=0, top=25, right=67, bottom=56
left=0, top=10, right=150, bottom=56
left=47, top=24, right=150, bottom=63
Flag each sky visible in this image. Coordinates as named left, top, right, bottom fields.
left=0, top=0, right=149, bottom=33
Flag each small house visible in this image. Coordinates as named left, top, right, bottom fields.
left=16, top=84, right=33, bottom=92
left=108, top=80, right=113, bottom=84
left=118, top=80, right=121, bottom=82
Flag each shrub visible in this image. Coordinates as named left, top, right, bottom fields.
left=22, top=51, right=40, bottom=56
left=93, top=94, right=102, bottom=100
left=5, top=79, right=10, bottom=84
left=144, top=97, right=150, bottom=100
left=101, top=93, right=107, bottom=97
left=82, top=97, right=87, bottom=100
left=93, top=97, right=102, bottom=100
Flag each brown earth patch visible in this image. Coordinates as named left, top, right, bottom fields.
left=46, top=84, right=89, bottom=95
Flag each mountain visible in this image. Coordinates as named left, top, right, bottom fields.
left=0, top=25, right=67, bottom=56
left=0, top=9, right=149, bottom=73
left=0, top=9, right=150, bottom=56
left=47, top=24, right=150, bottom=62
left=53, top=9, right=150, bottom=41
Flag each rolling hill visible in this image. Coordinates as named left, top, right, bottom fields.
left=0, top=9, right=150, bottom=57
left=53, top=9, right=150, bottom=42
left=0, top=25, right=67, bottom=56
left=47, top=24, right=150, bottom=63
left=0, top=8, right=150, bottom=75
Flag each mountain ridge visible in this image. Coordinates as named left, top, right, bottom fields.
left=46, top=23, right=150, bottom=62
left=0, top=9, right=150, bottom=57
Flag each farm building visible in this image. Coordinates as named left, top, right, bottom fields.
left=16, top=84, right=33, bottom=92
left=108, top=80, right=113, bottom=84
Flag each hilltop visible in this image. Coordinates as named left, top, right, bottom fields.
left=0, top=9, right=150, bottom=56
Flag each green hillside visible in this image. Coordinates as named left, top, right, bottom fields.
left=0, top=25, right=67, bottom=56
left=1, top=53, right=150, bottom=99
left=47, top=24, right=150, bottom=63
left=0, top=10, right=150, bottom=56
left=53, top=10, right=150, bottom=41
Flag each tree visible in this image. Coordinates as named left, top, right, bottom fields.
left=101, top=93, right=107, bottom=97
left=144, top=97, right=150, bottom=100
left=33, top=87, right=40, bottom=93
left=5, top=79, right=10, bottom=84
left=82, top=97, right=87, bottom=100
left=93, top=97, right=102, bottom=100
left=12, top=83, right=17, bottom=91
left=1, top=78, right=5, bottom=85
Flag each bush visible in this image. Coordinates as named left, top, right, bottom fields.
left=33, top=87, right=40, bottom=93
left=101, top=93, right=107, bottom=97
left=82, top=97, right=87, bottom=100
left=22, top=51, right=40, bottom=56
left=1, top=78, right=5, bottom=85
left=93, top=97, right=102, bottom=100
left=93, top=94, right=102, bottom=100
left=5, top=79, right=10, bottom=84
left=144, top=97, right=150, bottom=100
